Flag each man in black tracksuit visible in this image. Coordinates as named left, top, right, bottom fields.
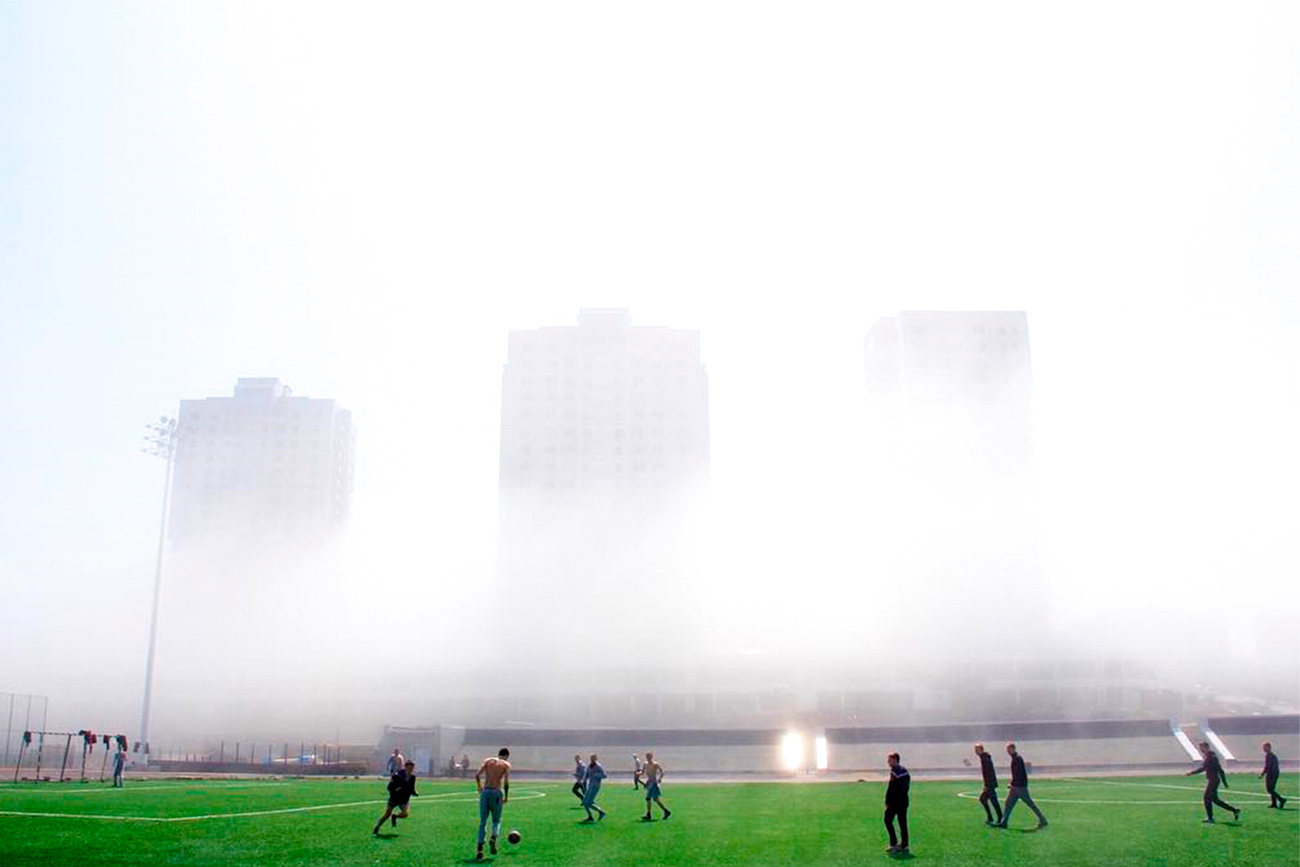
left=1187, top=742, right=1239, bottom=823
left=884, top=752, right=911, bottom=854
left=974, top=743, right=1002, bottom=825
left=1260, top=742, right=1286, bottom=809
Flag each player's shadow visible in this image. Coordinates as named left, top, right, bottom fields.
left=372, top=833, right=399, bottom=840
left=888, top=852, right=916, bottom=860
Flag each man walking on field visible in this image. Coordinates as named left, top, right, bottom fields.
left=882, top=752, right=911, bottom=854
left=1260, top=742, right=1287, bottom=809
left=974, top=743, right=1002, bottom=825
left=474, top=748, right=511, bottom=859
left=1188, top=741, right=1239, bottom=823
left=641, top=752, right=672, bottom=821
left=996, top=743, right=1047, bottom=829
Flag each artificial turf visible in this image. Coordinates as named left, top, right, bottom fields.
left=0, top=773, right=1296, bottom=865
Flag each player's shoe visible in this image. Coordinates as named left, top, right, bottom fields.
left=1233, top=808, right=1241, bottom=822
left=597, top=809, right=607, bottom=821
left=1202, top=817, right=1215, bottom=823
left=489, top=837, right=497, bottom=855
left=895, top=846, right=909, bottom=854
left=641, top=814, right=652, bottom=822
left=390, top=814, right=397, bottom=827
left=1280, top=797, right=1288, bottom=809
left=580, top=816, right=594, bottom=824
left=1036, top=821, right=1048, bottom=829
left=475, top=844, right=484, bottom=860
left=662, top=809, right=671, bottom=820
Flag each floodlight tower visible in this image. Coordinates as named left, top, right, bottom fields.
left=139, top=416, right=180, bottom=761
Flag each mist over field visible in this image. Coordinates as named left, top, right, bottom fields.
left=1, top=1, right=1298, bottom=752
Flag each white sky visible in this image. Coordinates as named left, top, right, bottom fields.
left=1, top=1, right=1298, bottom=729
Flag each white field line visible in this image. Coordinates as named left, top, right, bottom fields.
left=956, top=791, right=1197, bottom=805
left=0, top=789, right=547, bottom=822
left=1060, top=777, right=1273, bottom=800
left=0, top=783, right=290, bottom=796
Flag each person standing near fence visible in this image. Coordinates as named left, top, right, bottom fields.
left=974, top=743, right=1002, bottom=825
left=996, top=743, right=1047, bottom=829
left=111, top=748, right=126, bottom=788
left=1188, top=741, right=1239, bottom=823
left=1260, top=742, right=1287, bottom=809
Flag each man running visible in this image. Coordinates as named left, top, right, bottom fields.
left=474, top=748, right=511, bottom=859
left=581, top=753, right=607, bottom=822
left=1261, top=742, right=1287, bottom=809
left=996, top=743, right=1047, bottom=829
left=883, top=752, right=911, bottom=854
left=571, top=753, right=586, bottom=803
left=372, top=760, right=418, bottom=834
left=632, top=753, right=644, bottom=789
left=974, top=743, right=1002, bottom=825
left=1188, top=741, right=1239, bottom=823
left=641, top=752, right=672, bottom=821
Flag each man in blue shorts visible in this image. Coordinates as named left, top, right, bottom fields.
left=641, top=752, right=671, bottom=821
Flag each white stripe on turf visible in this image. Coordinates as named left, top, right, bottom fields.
left=1060, top=777, right=1273, bottom=799
left=0, top=783, right=290, bottom=796
left=0, top=789, right=547, bottom=822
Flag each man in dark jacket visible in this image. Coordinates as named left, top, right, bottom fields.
left=884, top=752, right=911, bottom=854
left=997, top=743, right=1047, bottom=829
left=1260, top=742, right=1286, bottom=809
left=372, top=761, right=419, bottom=834
left=974, top=743, right=1002, bottom=825
left=1187, top=742, right=1239, bottom=823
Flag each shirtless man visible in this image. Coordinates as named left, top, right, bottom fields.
left=474, top=748, right=511, bottom=860
left=641, top=751, right=672, bottom=821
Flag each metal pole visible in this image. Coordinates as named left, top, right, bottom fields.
left=139, top=421, right=176, bottom=761
left=59, top=733, right=72, bottom=782
left=3, top=693, right=13, bottom=766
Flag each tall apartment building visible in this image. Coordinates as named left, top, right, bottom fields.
left=497, top=309, right=709, bottom=653
left=865, top=310, right=1033, bottom=471
left=169, top=378, right=356, bottom=545
left=863, top=311, right=1044, bottom=653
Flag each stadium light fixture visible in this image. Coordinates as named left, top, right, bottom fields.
left=139, top=416, right=182, bottom=762
left=815, top=735, right=829, bottom=771
left=781, top=732, right=804, bottom=771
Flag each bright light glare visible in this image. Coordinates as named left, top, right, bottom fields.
left=781, top=732, right=804, bottom=771
left=815, top=736, right=829, bottom=770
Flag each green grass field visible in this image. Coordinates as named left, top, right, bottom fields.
left=1, top=774, right=1296, bottom=866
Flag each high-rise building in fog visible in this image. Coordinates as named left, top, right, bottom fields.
left=169, top=378, right=356, bottom=544
left=863, top=311, right=1045, bottom=666
left=497, top=309, right=709, bottom=652
left=865, top=310, right=1033, bottom=469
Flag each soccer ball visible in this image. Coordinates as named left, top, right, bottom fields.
left=507, top=830, right=521, bottom=845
